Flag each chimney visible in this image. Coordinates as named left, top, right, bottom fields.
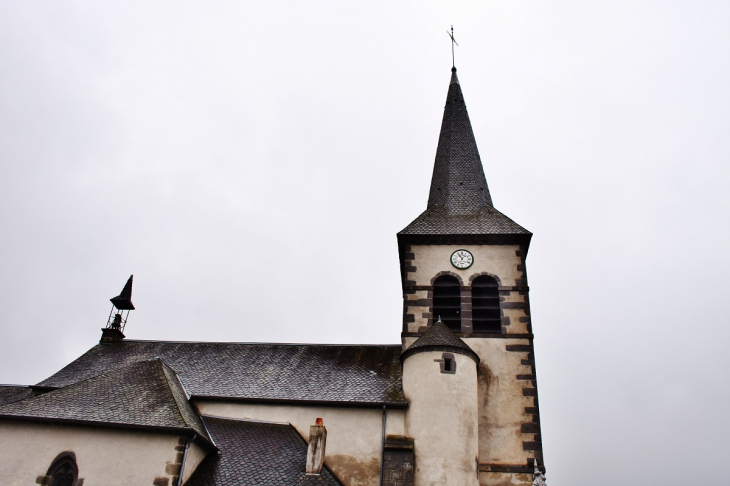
left=305, top=418, right=327, bottom=475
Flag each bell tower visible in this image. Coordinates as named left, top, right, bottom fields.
left=100, top=275, right=135, bottom=343
left=397, top=68, right=545, bottom=484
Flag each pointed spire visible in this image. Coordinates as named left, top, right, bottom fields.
left=427, top=67, right=493, bottom=213
left=110, top=275, right=135, bottom=311
left=399, top=69, right=531, bottom=241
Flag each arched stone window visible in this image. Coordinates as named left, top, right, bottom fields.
left=433, top=275, right=461, bottom=331
left=472, top=275, right=501, bottom=332
left=46, top=452, right=78, bottom=486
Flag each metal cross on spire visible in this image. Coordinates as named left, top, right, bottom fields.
left=446, top=25, right=459, bottom=68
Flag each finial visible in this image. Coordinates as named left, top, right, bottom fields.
left=437, top=315, right=442, bottom=323
left=446, top=25, right=459, bottom=68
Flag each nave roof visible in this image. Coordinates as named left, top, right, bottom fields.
left=37, top=340, right=407, bottom=406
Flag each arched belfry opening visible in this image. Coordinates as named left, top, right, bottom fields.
left=433, top=275, right=461, bottom=331
left=46, top=451, right=78, bottom=486
left=471, top=275, right=501, bottom=332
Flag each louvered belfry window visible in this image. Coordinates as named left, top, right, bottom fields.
left=433, top=275, right=461, bottom=331
left=472, top=275, right=501, bottom=332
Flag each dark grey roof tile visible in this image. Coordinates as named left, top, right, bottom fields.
left=37, top=341, right=406, bottom=405
left=402, top=322, right=479, bottom=363
left=400, top=68, right=530, bottom=237
left=0, top=386, right=33, bottom=406
left=426, top=68, right=493, bottom=212
left=187, top=417, right=342, bottom=486
left=0, top=359, right=210, bottom=442
left=399, top=206, right=530, bottom=236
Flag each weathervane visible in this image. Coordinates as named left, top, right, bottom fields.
left=446, top=25, right=459, bottom=68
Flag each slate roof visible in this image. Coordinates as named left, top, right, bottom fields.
left=400, top=205, right=530, bottom=236
left=427, top=68, right=492, bottom=212
left=401, top=322, right=479, bottom=363
left=0, top=385, right=33, bottom=406
left=399, top=68, right=530, bottom=238
left=0, top=359, right=211, bottom=443
left=187, top=416, right=342, bottom=486
left=110, top=274, right=135, bottom=310
left=37, top=341, right=406, bottom=405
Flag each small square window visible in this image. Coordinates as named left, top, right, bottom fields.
left=438, top=353, right=456, bottom=374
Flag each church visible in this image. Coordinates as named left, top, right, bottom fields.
left=0, top=67, right=547, bottom=486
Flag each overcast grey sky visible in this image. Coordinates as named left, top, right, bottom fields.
left=1, top=2, right=729, bottom=485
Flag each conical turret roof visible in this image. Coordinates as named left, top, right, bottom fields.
left=399, top=68, right=530, bottom=241
left=401, top=321, right=479, bottom=364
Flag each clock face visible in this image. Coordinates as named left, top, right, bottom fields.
left=450, top=249, right=474, bottom=269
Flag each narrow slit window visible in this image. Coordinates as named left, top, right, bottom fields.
left=433, top=275, right=461, bottom=331
left=439, top=353, right=456, bottom=374
left=444, top=356, right=453, bottom=372
left=472, top=275, right=501, bottom=332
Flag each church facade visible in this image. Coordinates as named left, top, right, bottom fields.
left=0, top=67, right=546, bottom=486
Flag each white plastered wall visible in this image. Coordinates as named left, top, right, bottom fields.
left=402, top=351, right=479, bottom=486
left=196, top=401, right=406, bottom=486
left=409, top=244, right=523, bottom=287
left=0, top=421, right=187, bottom=486
left=182, top=441, right=207, bottom=484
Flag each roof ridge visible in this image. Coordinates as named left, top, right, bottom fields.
left=118, top=339, right=403, bottom=347
left=157, top=360, right=190, bottom=425
left=157, top=360, right=212, bottom=443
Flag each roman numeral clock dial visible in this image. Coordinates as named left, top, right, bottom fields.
left=450, top=249, right=473, bottom=269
